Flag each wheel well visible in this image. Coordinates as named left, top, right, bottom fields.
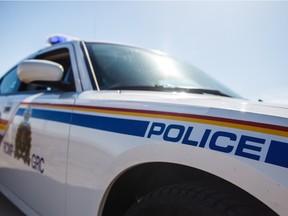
left=101, top=162, right=276, bottom=216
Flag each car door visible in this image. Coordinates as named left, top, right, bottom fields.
left=0, top=45, right=77, bottom=216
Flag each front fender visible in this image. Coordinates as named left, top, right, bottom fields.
left=100, top=143, right=287, bottom=215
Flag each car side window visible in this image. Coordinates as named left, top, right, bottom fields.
left=0, top=67, right=21, bottom=95
left=32, top=48, right=76, bottom=92
left=0, top=48, right=76, bottom=95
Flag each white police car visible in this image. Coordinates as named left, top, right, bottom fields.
left=0, top=36, right=287, bottom=216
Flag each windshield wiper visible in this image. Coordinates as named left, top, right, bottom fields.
left=108, top=85, right=232, bottom=97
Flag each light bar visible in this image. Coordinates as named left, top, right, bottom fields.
left=47, top=34, right=78, bottom=45
left=48, top=35, right=67, bottom=45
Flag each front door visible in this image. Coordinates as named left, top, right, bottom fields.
left=0, top=45, right=77, bottom=216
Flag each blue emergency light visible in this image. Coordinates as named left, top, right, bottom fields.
left=48, top=35, right=68, bottom=45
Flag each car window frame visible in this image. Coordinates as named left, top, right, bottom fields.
left=0, top=44, right=79, bottom=96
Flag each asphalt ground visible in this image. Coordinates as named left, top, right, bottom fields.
left=0, top=192, right=25, bottom=215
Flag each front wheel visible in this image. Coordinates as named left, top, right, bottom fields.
left=124, top=182, right=277, bottom=216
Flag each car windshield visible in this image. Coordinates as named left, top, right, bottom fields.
left=86, top=43, right=241, bottom=98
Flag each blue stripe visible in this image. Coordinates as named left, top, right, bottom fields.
left=71, top=113, right=149, bottom=137
left=17, top=108, right=71, bottom=124
left=266, top=140, right=288, bottom=168
left=16, top=108, right=25, bottom=116
left=32, top=109, right=72, bottom=124
left=16, top=108, right=149, bottom=137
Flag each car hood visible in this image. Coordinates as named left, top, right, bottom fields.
left=79, top=90, right=288, bottom=120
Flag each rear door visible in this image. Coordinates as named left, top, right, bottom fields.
left=0, top=45, right=78, bottom=216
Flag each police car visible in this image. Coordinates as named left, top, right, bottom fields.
left=0, top=35, right=287, bottom=216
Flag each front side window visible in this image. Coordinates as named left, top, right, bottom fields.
left=0, top=48, right=75, bottom=95
left=0, top=67, right=21, bottom=95
left=21, top=48, right=75, bottom=92
left=86, top=43, right=241, bottom=98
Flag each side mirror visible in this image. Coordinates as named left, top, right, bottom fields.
left=17, top=59, right=64, bottom=84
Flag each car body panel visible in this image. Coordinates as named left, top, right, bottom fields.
left=0, top=38, right=287, bottom=216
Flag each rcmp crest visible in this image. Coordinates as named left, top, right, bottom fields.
left=14, top=106, right=32, bottom=165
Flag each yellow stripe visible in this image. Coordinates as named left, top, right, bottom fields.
left=0, top=123, right=8, bottom=132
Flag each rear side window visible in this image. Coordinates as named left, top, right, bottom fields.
left=0, top=67, right=21, bottom=94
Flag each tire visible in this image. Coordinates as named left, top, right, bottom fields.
left=124, top=182, right=277, bottom=216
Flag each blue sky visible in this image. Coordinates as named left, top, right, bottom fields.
left=0, top=1, right=288, bottom=103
